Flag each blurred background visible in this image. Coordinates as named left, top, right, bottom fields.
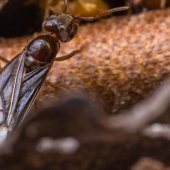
left=1, top=0, right=170, bottom=37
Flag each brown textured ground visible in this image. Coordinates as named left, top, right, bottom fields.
left=1, top=8, right=170, bottom=113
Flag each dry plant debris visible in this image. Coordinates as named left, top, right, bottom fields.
left=131, top=157, right=170, bottom=170
left=1, top=8, right=170, bottom=113
left=143, top=123, right=170, bottom=140
left=101, top=77, right=170, bottom=131
left=1, top=95, right=170, bottom=170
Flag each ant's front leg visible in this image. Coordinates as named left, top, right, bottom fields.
left=160, top=0, right=166, bottom=9
left=55, top=47, right=83, bottom=61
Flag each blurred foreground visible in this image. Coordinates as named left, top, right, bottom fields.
left=1, top=93, right=170, bottom=170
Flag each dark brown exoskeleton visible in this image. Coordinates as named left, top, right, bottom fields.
left=0, top=0, right=128, bottom=142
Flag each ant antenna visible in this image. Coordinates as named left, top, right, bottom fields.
left=73, top=6, right=129, bottom=22
left=64, top=0, right=68, bottom=13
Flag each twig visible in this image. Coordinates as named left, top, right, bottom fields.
left=101, top=76, right=170, bottom=132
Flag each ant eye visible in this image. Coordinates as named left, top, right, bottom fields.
left=70, top=32, right=75, bottom=38
left=59, top=24, right=65, bottom=30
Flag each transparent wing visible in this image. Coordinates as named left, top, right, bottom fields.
left=0, top=51, right=26, bottom=128
left=0, top=51, right=50, bottom=133
left=8, top=66, right=50, bottom=131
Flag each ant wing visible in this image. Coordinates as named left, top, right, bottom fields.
left=8, top=65, right=50, bottom=132
left=0, top=50, right=50, bottom=135
left=0, top=51, right=26, bottom=130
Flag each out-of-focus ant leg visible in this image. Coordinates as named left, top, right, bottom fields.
left=47, top=47, right=83, bottom=91
left=0, top=56, right=9, bottom=70
left=160, top=0, right=166, bottom=9
left=0, top=56, right=9, bottom=63
left=34, top=98, right=38, bottom=112
left=45, top=80, right=70, bottom=92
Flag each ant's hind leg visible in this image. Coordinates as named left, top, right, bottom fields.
left=34, top=99, right=38, bottom=112
left=0, top=56, right=9, bottom=64
left=45, top=80, right=70, bottom=93
left=47, top=47, right=84, bottom=92
left=48, top=47, right=84, bottom=91
left=0, top=56, right=9, bottom=70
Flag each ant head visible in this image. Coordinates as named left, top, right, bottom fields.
left=42, top=0, right=129, bottom=43
left=42, top=13, right=79, bottom=43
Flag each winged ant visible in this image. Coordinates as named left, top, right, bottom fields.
left=0, top=0, right=128, bottom=142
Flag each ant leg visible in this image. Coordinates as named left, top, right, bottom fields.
left=43, top=7, right=50, bottom=20
left=47, top=47, right=84, bottom=91
left=46, top=47, right=83, bottom=92
left=0, top=56, right=9, bottom=70
left=160, top=0, right=166, bottom=9
left=55, top=47, right=83, bottom=61
left=0, top=56, right=9, bottom=63
left=45, top=80, right=70, bottom=93
left=34, top=98, right=38, bottom=112
left=48, top=6, right=58, bottom=14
